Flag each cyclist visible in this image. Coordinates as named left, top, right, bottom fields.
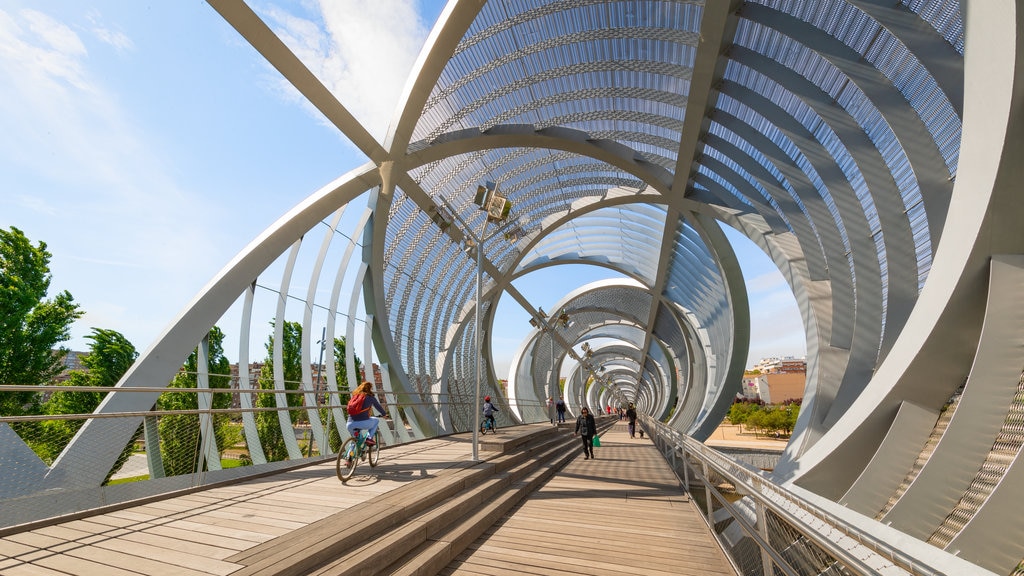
left=346, top=381, right=386, bottom=446
left=482, top=395, right=498, bottom=431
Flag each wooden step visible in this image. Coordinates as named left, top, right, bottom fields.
left=384, top=438, right=582, bottom=576
left=381, top=421, right=614, bottom=576
left=304, top=431, right=583, bottom=575
left=479, top=424, right=561, bottom=453
left=228, top=426, right=587, bottom=576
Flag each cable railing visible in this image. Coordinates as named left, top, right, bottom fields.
left=0, top=383, right=547, bottom=533
left=640, top=415, right=971, bottom=576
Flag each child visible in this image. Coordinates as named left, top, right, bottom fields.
left=482, top=395, right=498, bottom=431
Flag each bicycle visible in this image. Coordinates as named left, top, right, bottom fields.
left=336, top=428, right=381, bottom=482
left=480, top=415, right=497, bottom=434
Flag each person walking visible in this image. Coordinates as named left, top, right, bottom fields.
left=626, top=403, right=637, bottom=439
left=555, top=397, right=567, bottom=423
left=574, top=407, right=597, bottom=459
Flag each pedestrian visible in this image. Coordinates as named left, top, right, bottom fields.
left=547, top=396, right=554, bottom=424
left=574, top=406, right=597, bottom=459
left=555, top=397, right=567, bottom=423
left=626, top=403, right=637, bottom=438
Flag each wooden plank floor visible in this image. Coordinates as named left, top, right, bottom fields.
left=442, top=421, right=736, bottom=576
left=0, top=435, right=477, bottom=576
left=0, top=423, right=734, bottom=575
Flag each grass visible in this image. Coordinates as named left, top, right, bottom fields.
left=107, top=475, right=147, bottom=485
left=106, top=457, right=249, bottom=485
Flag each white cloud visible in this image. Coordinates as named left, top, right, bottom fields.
left=86, top=9, right=134, bottom=53
left=262, top=0, right=431, bottom=141
left=0, top=6, right=227, bottom=350
left=2, top=9, right=91, bottom=91
left=13, top=194, right=58, bottom=217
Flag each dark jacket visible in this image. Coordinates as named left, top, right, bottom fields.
left=575, top=413, right=597, bottom=437
left=626, top=407, right=637, bottom=424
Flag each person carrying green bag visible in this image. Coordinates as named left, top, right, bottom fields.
left=574, top=407, right=598, bottom=459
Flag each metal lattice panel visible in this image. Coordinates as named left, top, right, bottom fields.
left=23, top=5, right=1024, bottom=573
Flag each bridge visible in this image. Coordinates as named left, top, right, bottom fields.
left=3, top=0, right=1024, bottom=574
left=3, top=421, right=740, bottom=575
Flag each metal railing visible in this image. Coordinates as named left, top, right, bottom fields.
left=0, top=382, right=548, bottom=533
left=641, top=415, right=964, bottom=576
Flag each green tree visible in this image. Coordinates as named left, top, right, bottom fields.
left=35, top=329, right=139, bottom=482
left=321, top=336, right=362, bottom=451
left=0, top=227, right=82, bottom=416
left=157, top=326, right=233, bottom=476
left=256, top=321, right=304, bottom=462
left=781, top=402, right=800, bottom=435
left=727, top=400, right=761, bottom=427
left=333, top=336, right=363, bottom=393
left=746, top=408, right=768, bottom=436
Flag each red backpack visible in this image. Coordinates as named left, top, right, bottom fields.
left=347, top=393, right=369, bottom=416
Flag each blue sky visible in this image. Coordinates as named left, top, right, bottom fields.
left=0, top=1, right=804, bottom=377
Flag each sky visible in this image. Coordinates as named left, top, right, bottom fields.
left=0, top=0, right=805, bottom=379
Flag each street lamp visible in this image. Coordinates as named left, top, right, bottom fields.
left=549, top=312, right=556, bottom=426
left=311, top=327, right=327, bottom=457
left=456, top=226, right=489, bottom=461
left=439, top=183, right=513, bottom=461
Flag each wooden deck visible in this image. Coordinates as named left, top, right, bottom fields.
left=443, top=421, right=735, bottom=576
left=0, top=423, right=734, bottom=575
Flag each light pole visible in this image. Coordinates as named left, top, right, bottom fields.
left=313, top=327, right=327, bottom=457
left=550, top=331, right=555, bottom=425
left=468, top=223, right=507, bottom=460
left=473, top=230, right=483, bottom=460
left=439, top=185, right=510, bottom=461
left=457, top=226, right=488, bottom=461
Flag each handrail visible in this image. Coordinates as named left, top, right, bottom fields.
left=641, top=415, right=952, bottom=576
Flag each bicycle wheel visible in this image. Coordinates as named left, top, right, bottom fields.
left=336, top=438, right=359, bottom=482
left=368, top=431, right=381, bottom=467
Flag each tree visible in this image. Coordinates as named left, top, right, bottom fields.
left=334, top=336, right=363, bottom=393
left=157, top=326, right=233, bottom=476
left=255, top=321, right=304, bottom=461
left=726, top=398, right=800, bottom=438
left=322, top=336, right=362, bottom=451
left=0, top=227, right=82, bottom=416
left=35, top=329, right=139, bottom=481
left=727, top=399, right=762, bottom=427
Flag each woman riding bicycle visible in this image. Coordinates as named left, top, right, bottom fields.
left=346, top=381, right=386, bottom=445
left=482, top=395, right=498, bottom=431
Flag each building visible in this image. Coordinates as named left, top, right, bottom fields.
left=744, top=358, right=806, bottom=404
left=52, top=350, right=86, bottom=384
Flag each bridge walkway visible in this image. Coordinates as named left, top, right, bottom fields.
left=0, top=421, right=733, bottom=575
left=443, top=420, right=733, bottom=575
